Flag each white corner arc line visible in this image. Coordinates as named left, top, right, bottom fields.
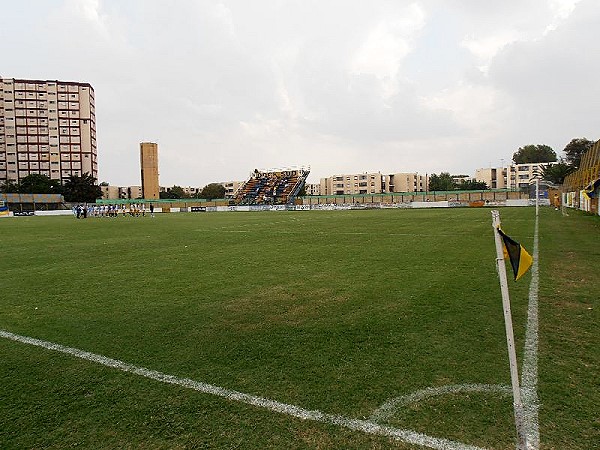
left=371, top=384, right=512, bottom=422
left=521, top=214, right=540, bottom=449
left=0, top=329, right=485, bottom=450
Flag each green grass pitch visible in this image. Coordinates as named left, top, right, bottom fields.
left=0, top=207, right=597, bottom=449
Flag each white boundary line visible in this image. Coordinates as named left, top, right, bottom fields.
left=521, top=213, right=540, bottom=449
left=0, top=329, right=485, bottom=450
left=194, top=229, right=481, bottom=237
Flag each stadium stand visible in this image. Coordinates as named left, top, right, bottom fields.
left=563, top=140, right=600, bottom=214
left=233, top=168, right=310, bottom=205
left=563, top=140, right=600, bottom=193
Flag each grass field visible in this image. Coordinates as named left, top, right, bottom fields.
left=0, top=207, right=597, bottom=449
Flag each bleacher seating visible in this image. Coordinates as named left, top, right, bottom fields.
left=233, top=168, right=310, bottom=205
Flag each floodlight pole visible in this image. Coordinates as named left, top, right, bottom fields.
left=491, top=210, right=528, bottom=450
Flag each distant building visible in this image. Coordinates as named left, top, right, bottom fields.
left=319, top=171, right=427, bottom=195
left=101, top=185, right=143, bottom=200
left=386, top=172, right=427, bottom=193
left=140, top=142, right=159, bottom=199
left=452, top=174, right=471, bottom=185
left=320, top=172, right=385, bottom=195
left=475, top=167, right=508, bottom=189
left=304, top=183, right=321, bottom=196
left=128, top=185, right=143, bottom=199
left=100, top=185, right=119, bottom=199
left=182, top=186, right=201, bottom=197
left=475, top=163, right=554, bottom=190
left=509, top=163, right=553, bottom=190
left=1, top=77, right=97, bottom=186
left=220, top=181, right=243, bottom=198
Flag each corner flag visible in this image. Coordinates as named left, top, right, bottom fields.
left=497, top=228, right=533, bottom=281
left=491, top=211, right=529, bottom=449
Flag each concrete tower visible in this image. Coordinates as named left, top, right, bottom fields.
left=140, top=142, right=159, bottom=200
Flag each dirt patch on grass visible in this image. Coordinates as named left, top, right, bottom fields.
left=220, top=285, right=349, bottom=331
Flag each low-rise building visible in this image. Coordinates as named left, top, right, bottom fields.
left=475, top=167, right=508, bottom=189
left=220, top=180, right=243, bottom=198
left=509, top=163, right=552, bottom=189
left=101, top=185, right=142, bottom=200
left=475, top=163, right=555, bottom=190
left=182, top=186, right=201, bottom=197
left=386, top=172, right=427, bottom=193
left=320, top=172, right=385, bottom=195
left=304, top=183, right=321, bottom=196
left=319, top=171, right=427, bottom=195
left=452, top=174, right=471, bottom=185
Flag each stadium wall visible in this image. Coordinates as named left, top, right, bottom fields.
left=91, top=190, right=539, bottom=213
left=197, top=198, right=541, bottom=212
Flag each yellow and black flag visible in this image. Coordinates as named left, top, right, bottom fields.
left=497, top=228, right=533, bottom=281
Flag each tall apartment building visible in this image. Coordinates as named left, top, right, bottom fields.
left=0, top=77, right=97, bottom=186
left=140, top=142, right=159, bottom=199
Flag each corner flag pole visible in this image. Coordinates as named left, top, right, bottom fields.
left=491, top=210, right=528, bottom=450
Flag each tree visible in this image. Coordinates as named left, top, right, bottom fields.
left=428, top=172, right=455, bottom=191
left=457, top=179, right=488, bottom=190
left=512, top=144, right=557, bottom=164
left=540, top=161, right=575, bottom=185
left=160, top=185, right=186, bottom=199
left=563, top=138, right=594, bottom=168
left=199, top=183, right=225, bottom=200
left=62, top=173, right=102, bottom=203
left=0, top=180, right=20, bottom=193
left=19, top=174, right=62, bottom=194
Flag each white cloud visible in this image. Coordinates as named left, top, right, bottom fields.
left=213, top=2, right=237, bottom=38
left=421, top=84, right=506, bottom=134
left=461, top=31, right=520, bottom=72
left=549, top=0, right=581, bottom=21
left=351, top=4, right=426, bottom=98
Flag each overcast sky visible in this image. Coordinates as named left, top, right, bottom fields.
left=2, top=0, right=598, bottom=186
